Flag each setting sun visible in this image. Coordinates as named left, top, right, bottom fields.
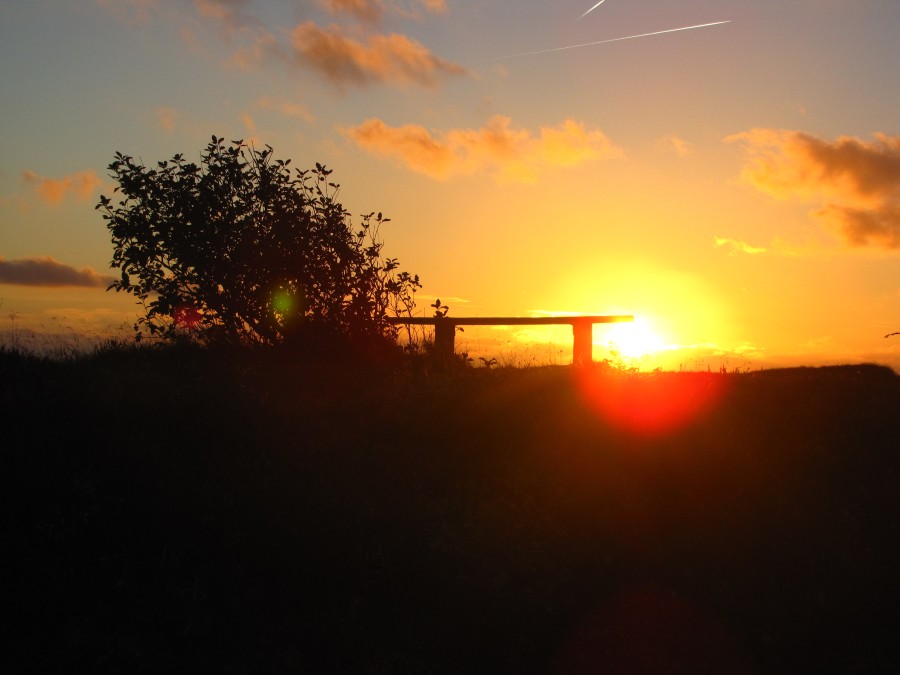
left=602, top=317, right=667, bottom=359
left=3, top=2, right=898, bottom=671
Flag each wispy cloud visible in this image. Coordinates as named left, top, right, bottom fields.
left=230, top=31, right=284, bottom=70
left=255, top=96, right=315, bottom=123
left=416, top=294, right=470, bottom=305
left=95, top=0, right=160, bottom=24
left=319, top=0, right=384, bottom=23
left=239, top=111, right=263, bottom=145
left=342, top=115, right=622, bottom=183
left=194, top=0, right=240, bottom=23
left=21, top=169, right=104, bottom=206
left=728, top=129, right=900, bottom=249
left=192, top=0, right=262, bottom=35
left=290, top=22, right=465, bottom=88
left=656, top=134, right=693, bottom=157
left=189, top=0, right=283, bottom=68
left=0, top=256, right=115, bottom=288
left=155, top=105, right=178, bottom=131
left=417, top=0, right=447, bottom=14
left=318, top=0, right=448, bottom=23
left=714, top=236, right=767, bottom=256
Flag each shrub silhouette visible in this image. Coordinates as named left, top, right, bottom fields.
left=98, top=136, right=420, bottom=349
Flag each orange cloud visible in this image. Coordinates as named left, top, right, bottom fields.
left=714, top=237, right=767, bottom=256
left=318, top=0, right=448, bottom=22
left=240, top=112, right=264, bottom=146
left=194, top=0, right=246, bottom=22
left=342, top=115, right=622, bottom=183
left=231, top=31, right=284, bottom=70
left=155, top=106, right=178, bottom=131
left=418, top=0, right=447, bottom=13
left=21, top=169, right=104, bottom=206
left=816, top=204, right=900, bottom=249
left=319, top=0, right=384, bottom=22
left=190, top=0, right=282, bottom=69
left=194, top=0, right=231, bottom=21
left=193, top=0, right=262, bottom=36
left=255, top=96, right=315, bottom=123
left=728, top=129, right=900, bottom=249
left=0, top=256, right=115, bottom=288
left=657, top=134, right=693, bottom=157
left=290, top=22, right=465, bottom=88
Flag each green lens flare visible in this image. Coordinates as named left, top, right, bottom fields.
left=272, top=292, right=294, bottom=315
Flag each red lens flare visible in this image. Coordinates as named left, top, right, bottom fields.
left=577, top=370, right=729, bottom=437
left=173, top=305, right=202, bottom=330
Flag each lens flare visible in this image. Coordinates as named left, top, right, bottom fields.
left=577, top=370, right=729, bottom=438
left=272, top=291, right=295, bottom=315
left=173, top=305, right=202, bottom=329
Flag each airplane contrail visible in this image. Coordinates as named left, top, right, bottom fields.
left=579, top=1, right=610, bottom=21
left=481, top=21, right=732, bottom=63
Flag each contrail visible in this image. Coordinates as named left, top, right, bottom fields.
left=481, top=21, right=731, bottom=63
left=579, top=0, right=609, bottom=20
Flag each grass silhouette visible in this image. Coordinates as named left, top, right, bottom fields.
left=4, top=343, right=900, bottom=673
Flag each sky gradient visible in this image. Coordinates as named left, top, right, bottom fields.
left=2, top=0, right=899, bottom=369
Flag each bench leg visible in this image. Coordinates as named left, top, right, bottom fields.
left=572, top=320, right=592, bottom=366
left=434, top=320, right=456, bottom=359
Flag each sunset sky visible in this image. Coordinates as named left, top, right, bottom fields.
left=2, top=0, right=899, bottom=369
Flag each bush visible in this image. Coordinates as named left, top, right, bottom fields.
left=98, top=136, right=420, bottom=349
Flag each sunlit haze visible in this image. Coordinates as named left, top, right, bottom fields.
left=2, top=0, right=899, bottom=370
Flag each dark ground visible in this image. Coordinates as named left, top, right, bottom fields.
left=4, top=345, right=900, bottom=673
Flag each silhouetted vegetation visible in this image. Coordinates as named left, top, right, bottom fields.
left=98, top=137, right=420, bottom=351
left=6, top=345, right=900, bottom=673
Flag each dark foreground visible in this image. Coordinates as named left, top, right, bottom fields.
left=5, top=346, right=900, bottom=673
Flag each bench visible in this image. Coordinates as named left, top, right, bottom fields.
left=386, top=315, right=634, bottom=365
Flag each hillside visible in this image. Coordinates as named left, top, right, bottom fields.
left=5, top=346, right=900, bottom=673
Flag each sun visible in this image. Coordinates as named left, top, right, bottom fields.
left=602, top=317, right=666, bottom=358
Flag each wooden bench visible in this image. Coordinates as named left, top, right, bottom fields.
left=387, top=315, right=633, bottom=365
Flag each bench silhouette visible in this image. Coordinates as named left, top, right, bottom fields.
left=387, top=315, right=634, bottom=365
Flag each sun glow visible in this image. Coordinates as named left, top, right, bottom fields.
left=552, top=259, right=736, bottom=370
left=603, top=317, right=667, bottom=358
